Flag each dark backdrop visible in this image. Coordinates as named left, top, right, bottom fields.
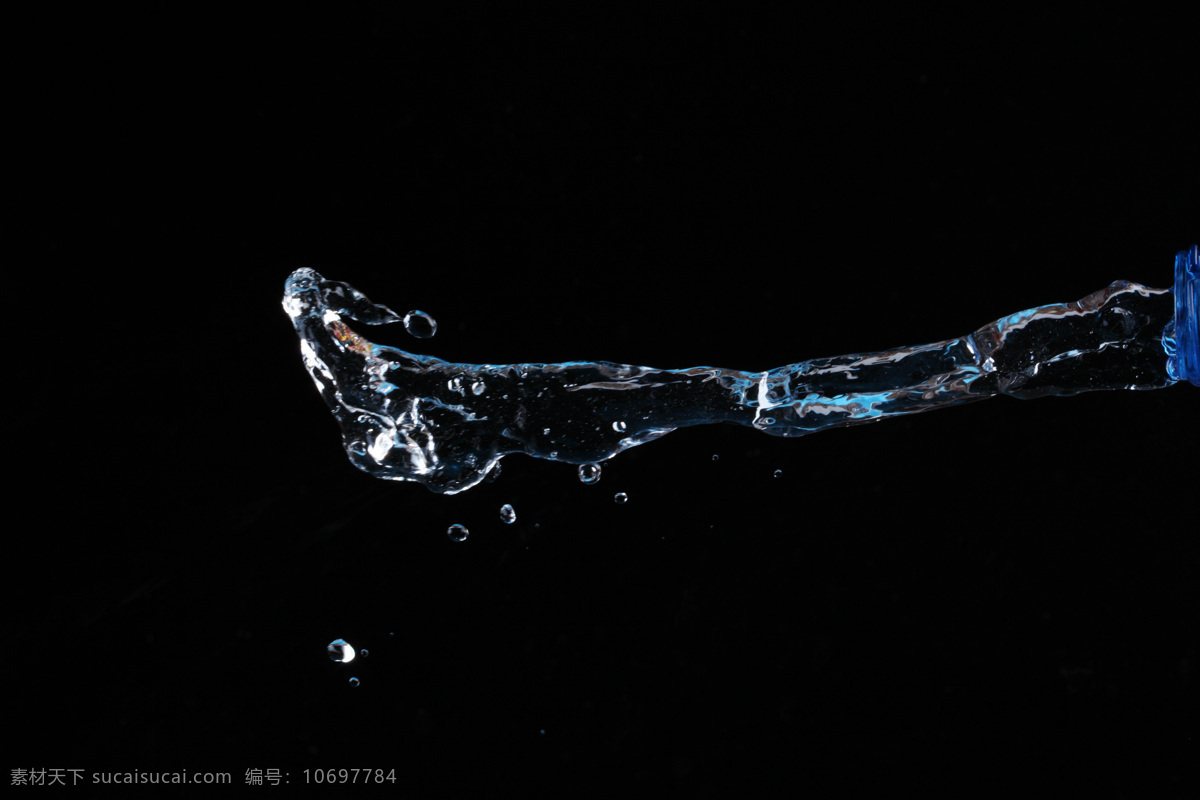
left=16, top=8, right=1198, bottom=796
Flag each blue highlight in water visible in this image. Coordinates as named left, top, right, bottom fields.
left=1166, top=244, right=1200, bottom=387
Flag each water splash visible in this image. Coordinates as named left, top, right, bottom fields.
left=284, top=248, right=1196, bottom=495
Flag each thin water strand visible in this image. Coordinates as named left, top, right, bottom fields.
left=284, top=268, right=1178, bottom=494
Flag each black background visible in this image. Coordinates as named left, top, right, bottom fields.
left=15, top=8, right=1198, bottom=796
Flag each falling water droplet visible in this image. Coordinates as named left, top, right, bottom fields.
left=327, top=639, right=356, bottom=663
left=578, top=463, right=602, bottom=484
left=613, top=421, right=627, bottom=432
left=447, top=523, right=469, bottom=542
left=403, top=309, right=437, bottom=338
left=614, top=492, right=628, bottom=504
left=773, top=469, right=783, bottom=478
left=361, top=649, right=369, bottom=658
left=500, top=504, right=517, bottom=524
left=471, top=379, right=487, bottom=395
left=349, top=677, right=361, bottom=687
left=712, top=454, right=719, bottom=461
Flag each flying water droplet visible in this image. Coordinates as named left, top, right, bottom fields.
left=361, top=649, right=369, bottom=657
left=447, top=523, right=469, bottom=542
left=349, top=677, right=361, bottom=687
left=327, top=639, right=356, bottom=663
left=578, top=463, right=602, bottom=484
left=613, top=421, right=627, bottom=432
left=773, top=469, right=783, bottom=478
left=712, top=454, right=720, bottom=462
left=403, top=309, right=437, bottom=338
left=500, top=503, right=517, bottom=524
left=614, top=492, right=628, bottom=504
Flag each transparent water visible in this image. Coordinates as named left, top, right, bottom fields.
left=326, top=639, right=356, bottom=663
left=578, top=463, right=602, bottom=484
left=284, top=265, right=1185, bottom=495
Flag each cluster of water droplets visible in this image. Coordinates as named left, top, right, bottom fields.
left=327, top=638, right=360, bottom=687
left=284, top=263, right=1185, bottom=497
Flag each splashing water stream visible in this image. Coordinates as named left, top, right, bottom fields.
left=283, top=247, right=1197, bottom=494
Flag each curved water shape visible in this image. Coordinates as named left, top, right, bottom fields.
left=284, top=247, right=1197, bottom=494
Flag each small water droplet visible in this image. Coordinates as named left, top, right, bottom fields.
left=614, top=492, right=628, bottom=504
left=403, top=310, right=437, bottom=338
left=349, top=677, right=361, bottom=687
left=712, top=454, right=719, bottom=461
left=578, top=463, right=602, bottom=484
left=613, top=421, right=627, bottom=432
left=447, top=523, right=469, bottom=542
left=773, top=469, right=783, bottom=478
left=500, top=504, right=517, bottom=524
left=327, top=639, right=356, bottom=663
left=361, top=649, right=369, bottom=658
left=471, top=379, right=486, bottom=395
